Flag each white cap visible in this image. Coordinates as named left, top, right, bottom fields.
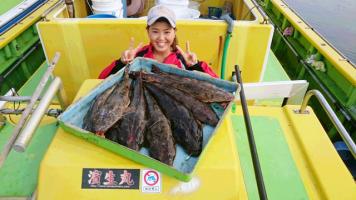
left=147, top=5, right=176, bottom=28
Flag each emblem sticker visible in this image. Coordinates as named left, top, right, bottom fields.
left=82, top=168, right=140, bottom=189
left=141, top=169, right=161, bottom=193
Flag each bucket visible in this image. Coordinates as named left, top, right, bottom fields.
left=91, top=0, right=121, bottom=7
left=156, top=0, right=200, bottom=19
left=91, top=0, right=123, bottom=18
left=189, top=1, right=200, bottom=10
left=175, top=7, right=200, bottom=19
left=87, top=14, right=117, bottom=18
left=156, top=0, right=189, bottom=7
left=163, top=6, right=200, bottom=19
left=92, top=7, right=123, bottom=18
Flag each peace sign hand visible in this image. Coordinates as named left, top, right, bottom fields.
left=120, top=37, right=143, bottom=64
left=176, top=41, right=198, bottom=67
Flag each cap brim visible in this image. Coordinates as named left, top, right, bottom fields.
left=147, top=16, right=176, bottom=28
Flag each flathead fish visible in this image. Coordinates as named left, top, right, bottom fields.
left=144, top=88, right=176, bottom=165
left=108, top=74, right=146, bottom=151
left=148, top=81, right=219, bottom=126
left=82, top=83, right=116, bottom=132
left=91, top=67, right=132, bottom=136
left=145, top=83, right=203, bottom=156
left=148, top=65, right=234, bottom=103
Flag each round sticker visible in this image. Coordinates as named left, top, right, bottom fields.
left=143, top=170, right=159, bottom=186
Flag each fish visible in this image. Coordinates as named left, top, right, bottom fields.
left=144, top=88, right=176, bottom=165
left=145, top=83, right=203, bottom=156
left=149, top=65, right=234, bottom=103
left=82, top=83, right=116, bottom=132
left=104, top=122, right=120, bottom=142
left=148, top=81, right=219, bottom=126
left=108, top=74, right=146, bottom=151
left=91, top=67, right=132, bottom=136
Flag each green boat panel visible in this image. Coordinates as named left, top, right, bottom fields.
left=263, top=51, right=290, bottom=82
left=0, top=122, right=57, bottom=197
left=0, top=0, right=59, bottom=96
left=257, top=0, right=356, bottom=138
left=17, top=61, right=48, bottom=95
left=0, top=25, right=42, bottom=75
left=231, top=113, right=308, bottom=200
left=0, top=42, right=45, bottom=95
left=0, top=62, right=57, bottom=197
left=256, top=51, right=290, bottom=106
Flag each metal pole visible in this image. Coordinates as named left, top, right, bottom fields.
left=0, top=53, right=60, bottom=167
left=13, top=77, right=64, bottom=152
left=0, top=96, right=35, bottom=102
left=299, top=90, right=356, bottom=158
left=235, top=65, right=268, bottom=200
left=251, top=0, right=269, bottom=23
left=0, top=108, right=62, bottom=116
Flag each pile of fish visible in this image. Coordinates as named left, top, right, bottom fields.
left=83, top=66, right=234, bottom=166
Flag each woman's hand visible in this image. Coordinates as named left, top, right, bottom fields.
left=176, top=41, right=198, bottom=67
left=121, top=37, right=143, bottom=64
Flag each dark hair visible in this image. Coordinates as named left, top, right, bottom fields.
left=146, top=17, right=178, bottom=51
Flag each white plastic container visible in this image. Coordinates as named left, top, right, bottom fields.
left=92, top=0, right=122, bottom=8
left=92, top=4, right=123, bottom=18
left=156, top=0, right=199, bottom=19
left=156, top=0, right=189, bottom=7
left=91, top=0, right=123, bottom=17
left=189, top=1, right=200, bottom=10
left=165, top=6, right=200, bottom=19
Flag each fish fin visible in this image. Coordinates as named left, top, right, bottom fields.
left=96, top=131, right=106, bottom=138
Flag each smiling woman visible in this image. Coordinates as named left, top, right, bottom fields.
left=98, top=5, right=218, bottom=79
left=146, top=18, right=178, bottom=63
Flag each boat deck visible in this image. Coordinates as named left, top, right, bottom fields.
left=1, top=55, right=354, bottom=199
left=33, top=79, right=355, bottom=199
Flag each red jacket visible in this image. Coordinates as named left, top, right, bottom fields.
left=99, top=44, right=218, bottom=79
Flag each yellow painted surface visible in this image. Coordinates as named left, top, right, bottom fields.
left=0, top=0, right=61, bottom=48
left=233, top=105, right=356, bottom=199
left=283, top=106, right=356, bottom=199
left=270, top=0, right=356, bottom=85
left=37, top=0, right=273, bottom=102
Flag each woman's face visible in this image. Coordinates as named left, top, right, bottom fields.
left=147, top=21, right=176, bottom=54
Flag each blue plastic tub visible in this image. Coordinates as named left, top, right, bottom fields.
left=87, top=14, right=117, bottom=18
left=58, top=57, right=238, bottom=181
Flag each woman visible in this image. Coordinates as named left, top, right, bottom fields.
left=99, top=5, right=218, bottom=79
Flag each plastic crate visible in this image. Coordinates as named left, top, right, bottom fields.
left=58, top=57, right=238, bottom=182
